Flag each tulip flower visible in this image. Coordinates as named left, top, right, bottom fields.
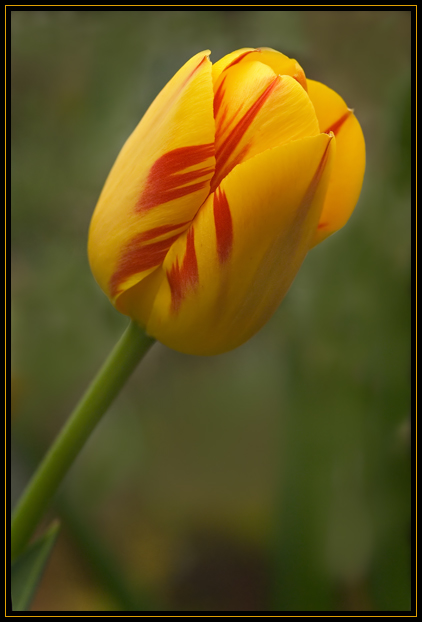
left=88, top=48, right=365, bottom=355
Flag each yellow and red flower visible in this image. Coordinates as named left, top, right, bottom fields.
left=88, top=48, right=365, bottom=355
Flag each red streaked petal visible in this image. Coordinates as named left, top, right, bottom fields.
left=324, top=109, right=353, bottom=136
left=255, top=47, right=307, bottom=91
left=88, top=51, right=215, bottom=301
left=223, top=49, right=256, bottom=70
left=213, top=187, right=233, bottom=264
left=167, top=227, right=199, bottom=313
left=213, top=74, right=227, bottom=118
left=109, top=228, right=185, bottom=299
left=212, top=48, right=307, bottom=91
left=136, top=144, right=214, bottom=212
left=212, top=48, right=256, bottom=85
left=306, top=80, right=365, bottom=245
left=211, top=61, right=319, bottom=190
left=139, top=221, right=191, bottom=242
left=212, top=75, right=281, bottom=191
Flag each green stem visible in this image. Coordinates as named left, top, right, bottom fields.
left=11, top=320, right=155, bottom=561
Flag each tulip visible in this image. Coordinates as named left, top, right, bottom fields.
left=88, top=48, right=365, bottom=355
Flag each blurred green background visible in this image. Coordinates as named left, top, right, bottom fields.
left=11, top=10, right=412, bottom=612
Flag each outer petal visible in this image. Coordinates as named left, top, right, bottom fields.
left=211, top=60, right=319, bottom=190
left=212, top=47, right=307, bottom=90
left=119, top=134, right=335, bottom=355
left=307, top=79, right=365, bottom=246
left=88, top=51, right=216, bottom=302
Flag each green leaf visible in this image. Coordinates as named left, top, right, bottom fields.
left=11, top=521, right=60, bottom=612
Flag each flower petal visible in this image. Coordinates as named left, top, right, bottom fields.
left=211, top=60, right=319, bottom=191
left=306, top=79, right=366, bottom=246
left=211, top=48, right=256, bottom=85
left=88, top=51, right=216, bottom=302
left=212, top=47, right=307, bottom=90
left=119, top=134, right=335, bottom=355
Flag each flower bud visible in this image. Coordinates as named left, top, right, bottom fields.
left=88, top=48, right=365, bottom=355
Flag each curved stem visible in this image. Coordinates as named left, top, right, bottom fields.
left=11, top=320, right=155, bottom=561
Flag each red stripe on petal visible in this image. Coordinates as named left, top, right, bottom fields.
left=213, top=75, right=226, bottom=118
left=191, top=55, right=207, bottom=74
left=167, top=227, right=199, bottom=312
left=224, top=50, right=257, bottom=71
left=174, top=55, right=209, bottom=95
left=109, top=232, right=181, bottom=298
left=184, top=55, right=208, bottom=85
left=324, top=110, right=352, bottom=136
left=137, top=144, right=215, bottom=212
left=213, top=188, right=233, bottom=264
left=211, top=76, right=280, bottom=191
left=139, top=221, right=190, bottom=241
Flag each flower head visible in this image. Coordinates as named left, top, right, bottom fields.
left=88, top=48, right=365, bottom=355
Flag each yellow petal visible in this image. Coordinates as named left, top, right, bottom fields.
left=88, top=51, right=216, bottom=302
left=307, top=79, right=366, bottom=246
left=212, top=47, right=307, bottom=91
left=248, top=47, right=307, bottom=90
left=119, top=134, right=335, bottom=355
left=211, top=48, right=256, bottom=85
left=211, top=60, right=319, bottom=191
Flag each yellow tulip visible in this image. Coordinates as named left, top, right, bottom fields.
left=88, top=48, right=365, bottom=355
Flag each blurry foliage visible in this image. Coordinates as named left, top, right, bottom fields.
left=11, top=521, right=60, bottom=611
left=11, top=10, right=412, bottom=612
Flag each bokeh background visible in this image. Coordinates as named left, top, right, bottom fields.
left=11, top=10, right=412, bottom=612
